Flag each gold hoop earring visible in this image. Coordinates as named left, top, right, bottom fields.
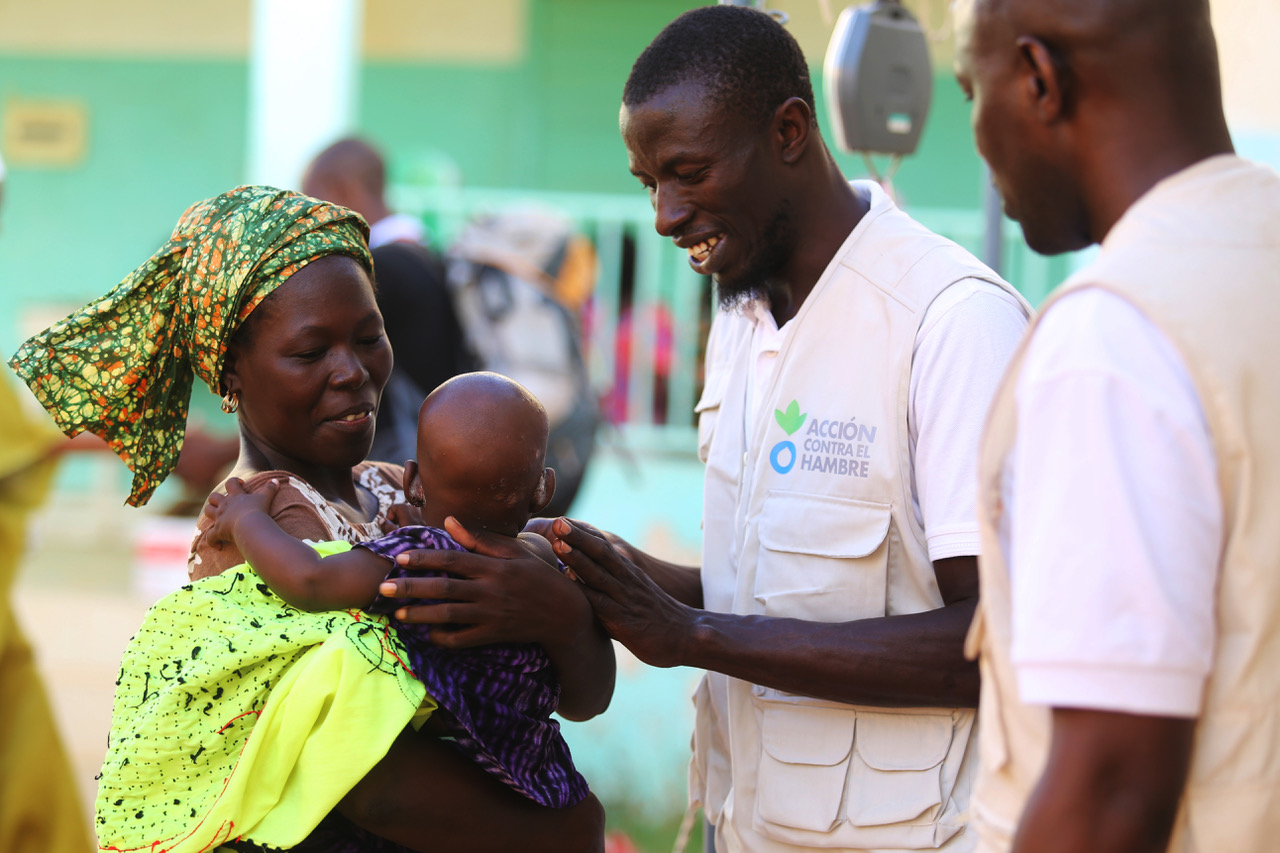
left=220, top=391, right=239, bottom=414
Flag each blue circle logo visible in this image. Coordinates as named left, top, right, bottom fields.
left=770, top=440, right=796, bottom=474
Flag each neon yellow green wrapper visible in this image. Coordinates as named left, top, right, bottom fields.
left=96, top=542, right=432, bottom=852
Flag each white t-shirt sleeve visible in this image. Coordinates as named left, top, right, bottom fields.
left=909, top=279, right=1029, bottom=561
left=1009, top=288, right=1222, bottom=718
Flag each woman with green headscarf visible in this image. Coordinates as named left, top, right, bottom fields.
left=10, top=186, right=609, bottom=852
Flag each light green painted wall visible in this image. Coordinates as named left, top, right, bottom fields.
left=0, top=0, right=1002, bottom=355
left=0, top=57, right=247, bottom=353
left=360, top=0, right=987, bottom=203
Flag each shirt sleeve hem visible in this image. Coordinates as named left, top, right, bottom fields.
left=1016, top=662, right=1203, bottom=718
left=925, top=528, right=982, bottom=561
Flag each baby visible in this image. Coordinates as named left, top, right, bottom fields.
left=205, top=371, right=588, bottom=808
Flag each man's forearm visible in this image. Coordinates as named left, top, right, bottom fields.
left=557, top=521, right=976, bottom=706
left=677, top=598, right=979, bottom=707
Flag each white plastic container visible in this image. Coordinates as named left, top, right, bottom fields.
left=132, top=516, right=199, bottom=604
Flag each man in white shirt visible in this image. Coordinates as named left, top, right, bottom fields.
left=955, top=0, right=1280, bottom=850
left=544, top=7, right=1029, bottom=852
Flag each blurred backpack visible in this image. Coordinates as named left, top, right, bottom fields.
left=445, top=209, right=600, bottom=516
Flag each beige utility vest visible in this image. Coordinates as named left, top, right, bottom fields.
left=694, top=183, right=1025, bottom=851
left=968, top=155, right=1280, bottom=853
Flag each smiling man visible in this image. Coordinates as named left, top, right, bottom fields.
left=546, top=6, right=1029, bottom=852
left=954, top=0, right=1280, bottom=852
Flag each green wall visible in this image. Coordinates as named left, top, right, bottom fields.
left=360, top=0, right=985, bottom=204
left=0, top=57, right=247, bottom=353
left=0, top=0, right=992, bottom=357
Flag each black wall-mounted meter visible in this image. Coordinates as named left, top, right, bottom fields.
left=823, top=1, right=933, bottom=155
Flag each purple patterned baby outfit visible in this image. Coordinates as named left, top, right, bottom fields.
left=359, top=526, right=589, bottom=809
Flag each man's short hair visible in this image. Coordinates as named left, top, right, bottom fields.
left=624, top=5, right=816, bottom=128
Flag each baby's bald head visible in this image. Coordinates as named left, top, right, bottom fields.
left=410, top=372, right=553, bottom=538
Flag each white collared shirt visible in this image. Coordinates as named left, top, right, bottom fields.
left=1006, top=287, right=1222, bottom=717
left=368, top=213, right=426, bottom=249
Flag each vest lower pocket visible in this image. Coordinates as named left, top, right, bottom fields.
left=756, top=696, right=857, bottom=832
left=847, top=710, right=952, bottom=827
left=751, top=689, right=963, bottom=848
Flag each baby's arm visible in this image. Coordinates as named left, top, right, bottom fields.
left=205, top=477, right=390, bottom=611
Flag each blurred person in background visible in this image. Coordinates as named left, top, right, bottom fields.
left=0, top=381, right=94, bottom=853
left=308, top=138, right=599, bottom=515
left=0, top=152, right=94, bottom=853
left=11, top=185, right=610, bottom=852
left=955, top=0, right=1280, bottom=851
left=303, top=137, right=474, bottom=466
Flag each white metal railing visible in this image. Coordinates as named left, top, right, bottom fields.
left=391, top=184, right=1057, bottom=443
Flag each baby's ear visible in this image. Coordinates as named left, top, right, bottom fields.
left=531, top=467, right=556, bottom=514
left=402, top=460, right=426, bottom=508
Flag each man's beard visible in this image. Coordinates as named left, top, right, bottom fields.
left=714, top=202, right=795, bottom=312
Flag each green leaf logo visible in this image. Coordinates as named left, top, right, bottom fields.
left=774, top=400, right=807, bottom=435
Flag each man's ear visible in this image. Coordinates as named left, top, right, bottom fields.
left=402, top=459, right=426, bottom=507
left=775, top=97, right=814, bottom=165
left=1017, top=35, right=1070, bottom=122
left=530, top=467, right=556, bottom=515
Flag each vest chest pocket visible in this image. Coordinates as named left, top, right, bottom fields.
left=755, top=493, right=891, bottom=622
left=695, top=366, right=728, bottom=464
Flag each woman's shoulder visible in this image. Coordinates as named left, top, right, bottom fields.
left=224, top=468, right=328, bottom=504
left=354, top=460, right=407, bottom=515
left=355, top=459, right=406, bottom=491
left=188, top=470, right=337, bottom=580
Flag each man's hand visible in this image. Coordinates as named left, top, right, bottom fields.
left=525, top=516, right=633, bottom=560
left=378, top=516, right=616, bottom=720
left=550, top=517, right=697, bottom=669
left=378, top=516, right=593, bottom=651
left=203, top=477, right=278, bottom=549
left=550, top=521, right=978, bottom=707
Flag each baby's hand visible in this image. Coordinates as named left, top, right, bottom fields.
left=381, top=501, right=425, bottom=533
left=205, top=477, right=278, bottom=548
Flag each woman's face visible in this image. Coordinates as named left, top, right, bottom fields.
left=222, top=254, right=392, bottom=474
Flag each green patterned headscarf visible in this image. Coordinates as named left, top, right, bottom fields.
left=7, top=185, right=373, bottom=507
